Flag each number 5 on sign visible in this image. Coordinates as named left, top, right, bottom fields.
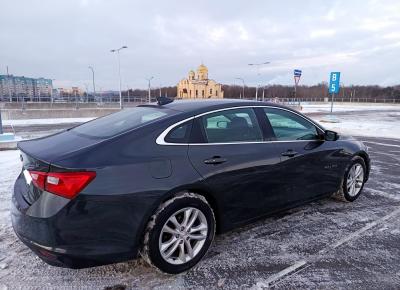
left=329, top=72, right=340, bottom=94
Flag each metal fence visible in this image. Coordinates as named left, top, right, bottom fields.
left=274, top=97, right=400, bottom=104
left=1, top=96, right=400, bottom=110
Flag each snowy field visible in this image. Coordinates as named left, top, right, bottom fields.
left=2, top=102, right=399, bottom=127
left=2, top=117, right=94, bottom=126
left=312, top=111, right=400, bottom=139
left=300, top=102, right=400, bottom=114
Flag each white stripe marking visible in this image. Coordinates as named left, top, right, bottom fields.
left=254, top=207, right=400, bottom=288
left=257, top=260, right=307, bottom=287
left=363, top=141, right=400, bottom=148
left=329, top=207, right=400, bottom=250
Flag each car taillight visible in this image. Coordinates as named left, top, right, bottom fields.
left=28, top=170, right=96, bottom=199
left=29, top=171, right=47, bottom=191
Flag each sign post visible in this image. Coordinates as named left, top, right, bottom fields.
left=328, top=72, right=341, bottom=114
left=294, top=69, right=302, bottom=105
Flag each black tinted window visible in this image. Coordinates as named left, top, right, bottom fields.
left=264, top=108, right=318, bottom=141
left=165, top=121, right=192, bottom=143
left=72, top=106, right=176, bottom=138
left=200, top=108, right=262, bottom=143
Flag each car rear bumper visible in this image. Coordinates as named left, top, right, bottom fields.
left=14, top=230, right=137, bottom=268
left=11, top=174, right=159, bottom=268
left=11, top=199, right=140, bottom=268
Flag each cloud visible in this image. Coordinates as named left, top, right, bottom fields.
left=0, top=0, right=399, bottom=89
left=310, top=29, right=336, bottom=39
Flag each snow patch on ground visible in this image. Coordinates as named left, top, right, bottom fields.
left=315, top=118, right=400, bottom=139
left=300, top=102, right=400, bottom=113
left=3, top=117, right=95, bottom=126
left=309, top=110, right=400, bottom=139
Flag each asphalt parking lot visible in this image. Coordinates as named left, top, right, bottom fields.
left=0, top=135, right=400, bottom=289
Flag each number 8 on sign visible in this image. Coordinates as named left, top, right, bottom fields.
left=329, top=72, right=340, bottom=94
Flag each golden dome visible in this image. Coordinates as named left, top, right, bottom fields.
left=197, top=64, right=208, bottom=72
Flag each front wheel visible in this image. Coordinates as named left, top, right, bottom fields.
left=141, top=192, right=215, bottom=274
left=334, top=156, right=366, bottom=202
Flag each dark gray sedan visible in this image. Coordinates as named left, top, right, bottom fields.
left=12, top=99, right=370, bottom=274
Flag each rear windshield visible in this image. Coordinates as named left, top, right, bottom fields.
left=71, top=106, right=177, bottom=138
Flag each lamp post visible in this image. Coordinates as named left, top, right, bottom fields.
left=88, top=66, right=96, bottom=102
left=50, top=79, right=55, bottom=107
left=0, top=109, right=3, bottom=135
left=127, top=86, right=130, bottom=103
left=248, top=61, right=270, bottom=101
left=110, top=46, right=128, bottom=109
left=84, top=83, right=89, bottom=103
left=235, top=77, right=245, bottom=99
left=146, top=76, right=154, bottom=103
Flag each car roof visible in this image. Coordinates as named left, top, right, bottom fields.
left=141, top=98, right=289, bottom=115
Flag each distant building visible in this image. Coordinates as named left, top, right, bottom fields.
left=57, top=87, right=84, bottom=101
left=0, top=75, right=53, bottom=102
left=177, top=64, right=224, bottom=99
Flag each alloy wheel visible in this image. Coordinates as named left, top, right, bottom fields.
left=159, top=207, right=208, bottom=265
left=347, top=163, right=364, bottom=197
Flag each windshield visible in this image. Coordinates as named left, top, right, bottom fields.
left=71, top=106, right=177, bottom=138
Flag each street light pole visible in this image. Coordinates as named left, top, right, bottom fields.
left=146, top=76, right=154, bottom=103
left=248, top=61, right=270, bottom=101
left=110, top=46, right=127, bottom=109
left=88, top=66, right=96, bottom=102
left=0, top=110, right=3, bottom=134
left=235, top=77, right=245, bottom=99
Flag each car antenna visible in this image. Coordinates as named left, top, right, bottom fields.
left=156, top=96, right=174, bottom=105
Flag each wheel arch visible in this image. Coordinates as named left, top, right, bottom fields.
left=147, top=185, right=222, bottom=235
left=355, top=150, right=370, bottom=180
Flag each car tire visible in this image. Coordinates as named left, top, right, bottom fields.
left=141, top=192, right=215, bottom=274
left=333, top=156, right=367, bottom=202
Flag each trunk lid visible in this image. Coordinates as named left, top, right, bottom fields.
left=17, top=130, right=102, bottom=205
left=17, top=130, right=102, bottom=164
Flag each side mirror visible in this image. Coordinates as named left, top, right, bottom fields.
left=324, top=130, right=339, bottom=141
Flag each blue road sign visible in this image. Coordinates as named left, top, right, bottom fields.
left=329, top=72, right=341, bottom=94
left=294, top=69, right=302, bottom=77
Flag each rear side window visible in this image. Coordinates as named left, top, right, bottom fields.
left=200, top=108, right=263, bottom=143
left=72, top=106, right=176, bottom=138
left=165, top=121, right=192, bottom=143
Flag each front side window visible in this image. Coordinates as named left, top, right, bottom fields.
left=200, top=108, right=262, bottom=143
left=264, top=108, right=319, bottom=141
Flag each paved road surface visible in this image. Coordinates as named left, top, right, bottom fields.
left=0, top=136, right=399, bottom=289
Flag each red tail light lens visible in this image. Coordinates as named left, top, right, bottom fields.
left=28, top=170, right=96, bottom=199
left=46, top=172, right=96, bottom=199
left=29, top=171, right=47, bottom=191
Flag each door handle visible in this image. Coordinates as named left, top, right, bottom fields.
left=204, top=156, right=227, bottom=165
left=281, top=150, right=298, bottom=157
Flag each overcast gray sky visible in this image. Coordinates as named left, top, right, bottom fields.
left=1, top=0, right=400, bottom=90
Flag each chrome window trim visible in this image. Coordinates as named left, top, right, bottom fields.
left=156, top=105, right=325, bottom=146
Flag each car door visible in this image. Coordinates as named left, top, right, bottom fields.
left=187, top=107, right=284, bottom=226
left=263, top=107, right=341, bottom=204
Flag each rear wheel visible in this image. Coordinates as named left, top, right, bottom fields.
left=141, top=192, right=215, bottom=274
left=334, top=156, right=366, bottom=202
